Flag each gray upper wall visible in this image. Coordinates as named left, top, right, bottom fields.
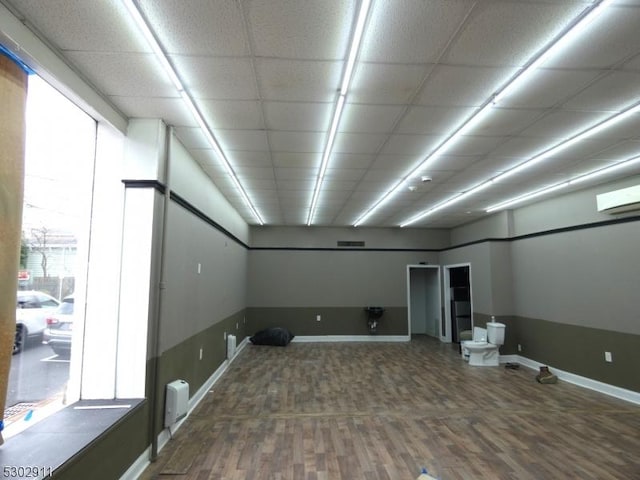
left=451, top=175, right=640, bottom=244
left=250, top=225, right=450, bottom=249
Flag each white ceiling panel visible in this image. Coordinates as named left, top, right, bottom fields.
left=217, top=130, right=270, bottom=152
left=7, top=0, right=149, bottom=53
left=171, top=56, right=258, bottom=100
left=138, top=0, right=249, bottom=56
left=199, top=100, right=265, bottom=130
left=349, top=63, right=431, bottom=105
left=263, top=102, right=332, bottom=132
left=268, top=131, right=326, bottom=153
left=112, top=96, right=195, bottom=128
left=247, top=0, right=355, bottom=60
left=497, top=69, right=604, bottom=109
left=333, top=133, right=388, bottom=155
left=256, top=59, right=342, bottom=102
left=360, top=0, right=475, bottom=64
left=561, top=71, right=640, bottom=113
left=396, top=106, right=476, bottom=135
left=8, top=0, right=640, bottom=228
left=543, top=6, right=640, bottom=70
left=417, top=64, right=516, bottom=108
left=380, top=134, right=442, bottom=156
left=271, top=152, right=319, bottom=168
left=444, top=2, right=589, bottom=67
left=339, top=104, right=405, bottom=134
left=65, top=51, right=177, bottom=98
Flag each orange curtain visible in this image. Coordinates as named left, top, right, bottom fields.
left=0, top=52, right=28, bottom=445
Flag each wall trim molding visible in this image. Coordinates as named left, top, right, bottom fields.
left=516, top=355, right=640, bottom=406
left=121, top=337, right=250, bottom=480
left=292, top=335, right=410, bottom=343
left=123, top=179, right=640, bottom=252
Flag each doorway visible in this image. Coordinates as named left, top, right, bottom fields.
left=443, top=263, right=473, bottom=345
left=406, top=265, right=441, bottom=338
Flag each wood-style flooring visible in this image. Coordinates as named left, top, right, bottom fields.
left=140, top=336, right=640, bottom=480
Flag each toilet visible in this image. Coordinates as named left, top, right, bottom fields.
left=461, top=321, right=505, bottom=366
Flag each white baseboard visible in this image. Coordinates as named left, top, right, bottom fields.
left=292, top=335, right=410, bottom=343
left=515, top=355, right=640, bottom=406
left=121, top=337, right=249, bottom=480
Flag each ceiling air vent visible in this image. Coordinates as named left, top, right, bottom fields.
left=337, top=240, right=365, bottom=247
left=596, top=185, right=640, bottom=214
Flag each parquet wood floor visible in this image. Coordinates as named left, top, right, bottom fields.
left=140, top=336, right=640, bottom=480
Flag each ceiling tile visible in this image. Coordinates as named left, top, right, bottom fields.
left=444, top=2, right=589, bottom=67
left=518, top=110, right=612, bottom=140
left=247, top=0, right=355, bottom=60
left=217, top=130, right=270, bottom=152
left=339, top=104, right=405, bottom=134
left=268, top=131, right=326, bottom=153
left=111, top=96, right=195, bottom=127
left=497, top=69, right=604, bottom=109
left=171, top=56, right=258, bottom=100
left=271, top=152, right=320, bottom=168
left=360, top=0, right=474, bottom=63
left=380, top=134, right=442, bottom=156
left=328, top=153, right=375, bottom=169
left=396, top=106, right=475, bottom=135
left=471, top=108, right=545, bottom=137
left=561, top=71, right=640, bottom=112
left=174, top=127, right=210, bottom=149
left=199, top=100, right=265, bottom=130
left=256, top=59, right=342, bottom=102
left=8, top=0, right=149, bottom=52
left=226, top=150, right=273, bottom=167
left=543, top=6, right=640, bottom=70
left=349, top=63, right=431, bottom=105
left=417, top=64, right=516, bottom=108
left=274, top=167, right=316, bottom=180
left=263, top=102, right=332, bottom=132
left=65, top=51, right=176, bottom=98
left=138, top=0, right=249, bottom=56
left=333, top=133, right=388, bottom=155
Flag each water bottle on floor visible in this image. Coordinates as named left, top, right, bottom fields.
left=417, top=467, right=438, bottom=479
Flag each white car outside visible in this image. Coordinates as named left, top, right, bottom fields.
left=15, top=290, right=60, bottom=354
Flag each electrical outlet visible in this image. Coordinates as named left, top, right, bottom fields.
left=199, top=348, right=203, bottom=360
left=236, top=322, right=239, bottom=330
left=197, top=263, right=202, bottom=274
left=517, top=344, right=522, bottom=352
left=223, top=332, right=226, bottom=340
left=316, top=315, right=321, bottom=322
left=605, top=351, right=612, bottom=362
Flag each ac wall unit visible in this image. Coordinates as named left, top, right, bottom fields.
left=165, top=379, right=189, bottom=427
left=596, top=185, right=640, bottom=214
left=227, top=334, right=237, bottom=360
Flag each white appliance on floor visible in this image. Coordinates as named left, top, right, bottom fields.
left=461, top=321, right=505, bottom=366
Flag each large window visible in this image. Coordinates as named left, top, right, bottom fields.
left=4, top=75, right=96, bottom=438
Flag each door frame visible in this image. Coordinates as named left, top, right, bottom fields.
left=406, top=264, right=441, bottom=338
left=443, top=262, right=473, bottom=344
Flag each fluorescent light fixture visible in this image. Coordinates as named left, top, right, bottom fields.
left=307, top=94, right=346, bottom=226
left=341, top=0, right=372, bottom=94
left=353, top=0, right=614, bottom=227
left=400, top=180, right=493, bottom=227
left=307, top=0, right=372, bottom=226
left=494, top=0, right=613, bottom=104
left=123, top=0, right=264, bottom=225
left=486, top=154, right=640, bottom=213
left=568, top=155, right=640, bottom=185
left=123, top=0, right=184, bottom=92
left=486, top=183, right=569, bottom=213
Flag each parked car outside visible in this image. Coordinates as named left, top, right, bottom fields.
left=15, top=290, right=60, bottom=354
left=43, top=294, right=74, bottom=357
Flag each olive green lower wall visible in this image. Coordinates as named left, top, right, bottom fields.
left=247, top=307, right=408, bottom=336
left=53, top=402, right=149, bottom=480
left=152, top=310, right=248, bottom=432
left=513, top=316, right=639, bottom=392
left=472, top=313, right=638, bottom=393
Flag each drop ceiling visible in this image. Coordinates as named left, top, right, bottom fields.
left=3, top=0, right=640, bottom=228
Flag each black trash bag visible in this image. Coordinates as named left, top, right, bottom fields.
left=250, top=327, right=295, bottom=346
